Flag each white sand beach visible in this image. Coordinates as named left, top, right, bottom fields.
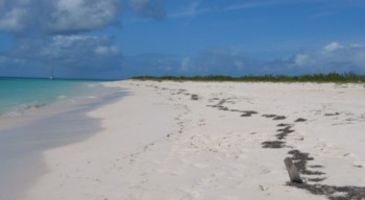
left=25, top=81, right=365, bottom=200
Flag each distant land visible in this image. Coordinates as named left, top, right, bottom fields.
left=132, top=73, right=365, bottom=83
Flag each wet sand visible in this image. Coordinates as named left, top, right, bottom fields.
left=0, top=85, right=126, bottom=200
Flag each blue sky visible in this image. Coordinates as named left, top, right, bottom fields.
left=1, top=0, right=365, bottom=79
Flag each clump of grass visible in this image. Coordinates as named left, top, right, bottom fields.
left=131, top=73, right=365, bottom=83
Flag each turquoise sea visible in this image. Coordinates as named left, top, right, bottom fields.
left=0, top=78, right=125, bottom=200
left=0, top=78, right=95, bottom=116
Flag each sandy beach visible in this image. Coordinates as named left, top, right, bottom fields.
left=21, top=80, right=365, bottom=200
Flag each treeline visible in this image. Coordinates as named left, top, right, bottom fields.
left=131, top=73, right=365, bottom=83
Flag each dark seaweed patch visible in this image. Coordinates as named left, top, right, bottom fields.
left=309, top=165, right=324, bottom=169
left=308, top=177, right=327, bottom=182
left=288, top=182, right=365, bottom=200
left=220, top=106, right=229, bottom=111
left=191, top=94, right=199, bottom=100
left=262, top=141, right=286, bottom=148
left=295, top=118, right=307, bottom=122
left=208, top=98, right=259, bottom=117
left=262, top=114, right=276, bottom=118
left=273, top=115, right=287, bottom=120
left=262, top=114, right=287, bottom=120
left=276, top=126, right=295, bottom=140
left=241, top=111, right=258, bottom=117
left=277, top=123, right=292, bottom=127
left=206, top=97, right=365, bottom=199
left=324, top=112, right=340, bottom=117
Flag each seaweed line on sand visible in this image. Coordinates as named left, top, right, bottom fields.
left=203, top=96, right=365, bottom=199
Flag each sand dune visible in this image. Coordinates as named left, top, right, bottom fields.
left=26, top=81, right=365, bottom=200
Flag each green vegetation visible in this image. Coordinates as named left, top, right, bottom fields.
left=131, top=73, right=365, bottom=83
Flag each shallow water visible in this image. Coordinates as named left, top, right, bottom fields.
left=0, top=81, right=126, bottom=200
left=0, top=78, right=95, bottom=116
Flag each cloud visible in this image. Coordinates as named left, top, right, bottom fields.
left=0, top=0, right=32, bottom=32
left=169, top=0, right=201, bottom=18
left=282, top=42, right=365, bottom=74
left=168, top=0, right=365, bottom=21
left=38, top=35, right=120, bottom=59
left=0, top=0, right=121, bottom=34
left=121, top=42, right=365, bottom=77
left=94, top=46, right=119, bottom=56
left=323, top=41, right=343, bottom=53
left=0, top=0, right=169, bottom=34
left=3, top=1, right=365, bottom=79
left=121, top=48, right=256, bottom=77
left=169, top=0, right=307, bottom=19
left=0, top=0, right=168, bottom=79
left=0, top=7, right=28, bottom=31
left=130, top=0, right=166, bottom=20
left=189, top=48, right=254, bottom=75
left=293, top=54, right=312, bottom=66
left=0, top=35, right=123, bottom=79
left=47, top=0, right=121, bottom=34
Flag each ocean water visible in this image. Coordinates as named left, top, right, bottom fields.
left=0, top=78, right=96, bottom=116
left=0, top=78, right=126, bottom=200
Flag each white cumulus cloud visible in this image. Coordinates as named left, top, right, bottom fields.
left=0, top=8, right=28, bottom=31
left=294, top=54, right=312, bottom=66
left=47, top=0, right=121, bottom=33
left=94, top=46, right=119, bottom=56
left=0, top=0, right=121, bottom=33
left=323, top=41, right=343, bottom=53
left=285, top=42, right=365, bottom=73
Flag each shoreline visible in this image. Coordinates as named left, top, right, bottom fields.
left=3, top=80, right=365, bottom=199
left=0, top=83, right=126, bottom=200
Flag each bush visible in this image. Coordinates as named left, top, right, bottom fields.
left=131, top=73, right=365, bottom=83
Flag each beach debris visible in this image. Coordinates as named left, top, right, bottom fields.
left=204, top=95, right=365, bottom=198
left=191, top=94, right=199, bottom=100
left=288, top=150, right=325, bottom=176
left=284, top=157, right=303, bottom=184
left=284, top=148, right=365, bottom=199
